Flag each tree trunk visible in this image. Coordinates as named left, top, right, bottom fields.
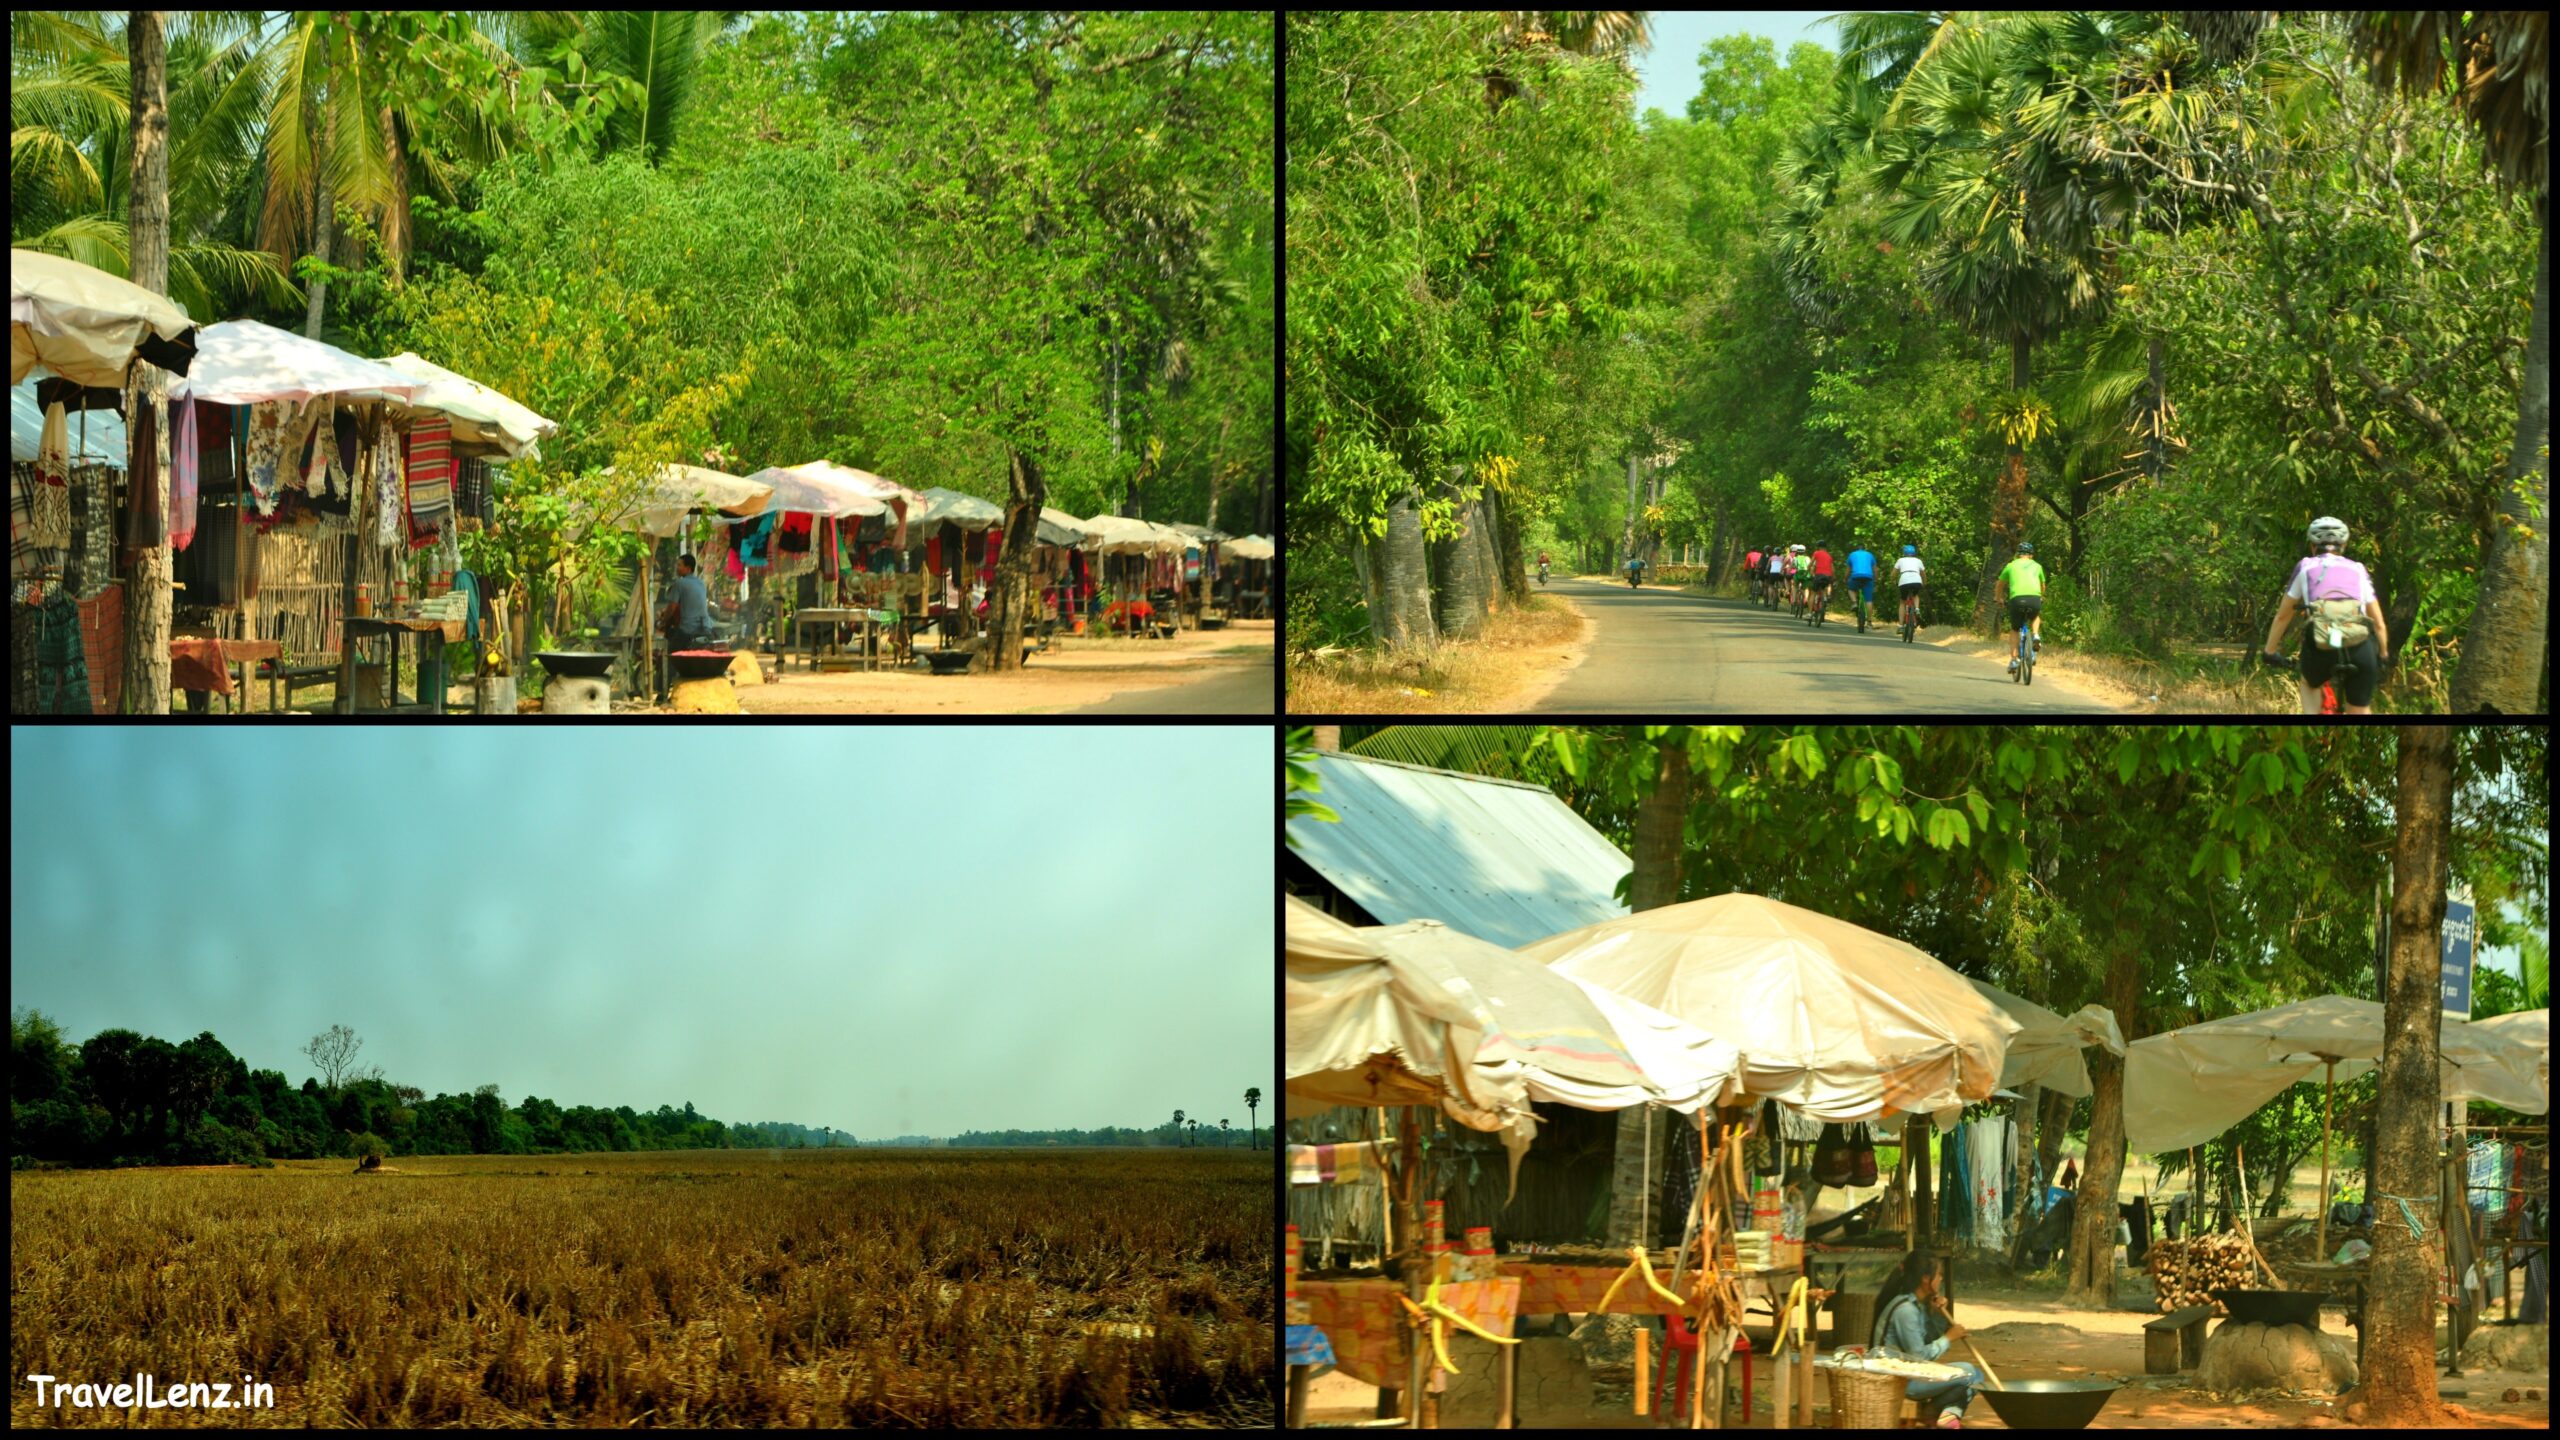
left=1429, top=483, right=1491, bottom=640
left=2340, top=726, right=2456, bottom=1426
left=1608, top=738, right=1691, bottom=1248
left=123, top=10, right=173, bottom=716
left=302, top=107, right=335, bottom=340
left=2450, top=219, right=2549, bottom=714
left=2064, top=939, right=2142, bottom=1307
left=978, top=449, right=1045, bottom=672
left=1976, top=333, right=2035, bottom=631
left=2007, top=1080, right=2043, bottom=1267
left=1362, top=488, right=1437, bottom=650
left=1488, top=485, right=1528, bottom=603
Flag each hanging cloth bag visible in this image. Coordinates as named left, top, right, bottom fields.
left=1850, top=1121, right=1880, bottom=1188
left=1813, top=1122, right=1854, bottom=1188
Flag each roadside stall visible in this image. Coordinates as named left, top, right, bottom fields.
left=577, top=462, right=773, bottom=699
left=734, top=460, right=918, bottom=667
left=1167, top=520, right=1229, bottom=627
left=2123, top=995, right=2551, bottom=1372
left=1516, top=893, right=2024, bottom=1428
left=1223, top=533, right=1274, bottom=618
left=11, top=249, right=198, bottom=713
left=1080, top=513, right=1189, bottom=636
left=1289, top=898, right=1748, bottom=1429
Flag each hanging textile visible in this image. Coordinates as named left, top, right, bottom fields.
left=1939, top=1122, right=1972, bottom=1239
left=80, top=581, right=124, bottom=713
left=244, top=401, right=286, bottom=515
left=375, top=423, right=404, bottom=546
left=296, top=395, right=335, bottom=495
left=1967, top=1116, right=2011, bottom=1251
left=32, top=588, right=90, bottom=713
left=404, top=415, right=454, bottom=512
left=346, top=422, right=372, bottom=522
left=30, top=401, right=74, bottom=548
left=278, top=395, right=322, bottom=491
left=737, top=511, right=775, bottom=568
left=124, top=393, right=165, bottom=552
left=171, top=396, right=199, bottom=552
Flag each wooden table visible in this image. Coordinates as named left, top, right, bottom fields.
left=170, top=635, right=280, bottom=714
left=342, top=615, right=461, bottom=715
left=1300, top=1275, right=1520, bottom=1426
left=791, top=607, right=890, bottom=673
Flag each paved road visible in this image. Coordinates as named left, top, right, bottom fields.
left=1072, top=655, right=1272, bottom=714
left=1535, top=578, right=2116, bottom=713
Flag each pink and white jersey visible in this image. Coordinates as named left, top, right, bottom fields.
left=2285, top=554, right=2375, bottom=604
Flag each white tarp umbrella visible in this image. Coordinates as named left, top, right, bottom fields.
left=1968, top=977, right=2125, bottom=1098
left=166, top=318, right=420, bottom=405
left=13, top=381, right=125, bottom=465
left=1039, top=506, right=1098, bottom=545
left=589, top=463, right=772, bottom=538
left=1286, top=895, right=1528, bottom=1134
left=1517, top=892, right=2021, bottom=1125
left=377, top=352, right=557, bottom=459
left=2471, top=1010, right=2549, bottom=1110
left=2124, top=994, right=2549, bottom=1260
left=2125, top=995, right=2550, bottom=1154
left=1079, top=513, right=1186, bottom=555
left=1225, top=534, right=1275, bottom=561
left=11, top=248, right=198, bottom=388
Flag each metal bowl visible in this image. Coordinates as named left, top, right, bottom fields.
left=923, top=650, right=974, bottom=675
left=2212, top=1288, right=2329, bottom=1330
left=534, top=650, right=616, bottom=679
left=1975, top=1379, right=2123, bottom=1430
left=668, top=650, right=733, bottom=681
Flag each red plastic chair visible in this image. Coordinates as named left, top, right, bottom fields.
left=1651, top=1316, right=1751, bottom=1419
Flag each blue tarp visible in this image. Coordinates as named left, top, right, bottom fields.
left=11, top=382, right=126, bottom=467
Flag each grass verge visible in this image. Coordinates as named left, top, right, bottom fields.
left=1286, top=594, right=1586, bottom=714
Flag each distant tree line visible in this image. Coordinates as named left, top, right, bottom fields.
left=7, top=1013, right=853, bottom=1169
left=947, top=1122, right=1252, bottom=1149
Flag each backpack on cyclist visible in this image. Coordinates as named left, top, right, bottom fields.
left=2302, top=557, right=2372, bottom=651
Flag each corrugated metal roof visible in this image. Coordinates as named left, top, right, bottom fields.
left=1287, top=751, right=1631, bottom=949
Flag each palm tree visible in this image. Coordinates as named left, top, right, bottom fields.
left=1172, top=1108, right=1185, bottom=1147
left=1245, top=1086, right=1261, bottom=1149
left=1220, top=1118, right=1231, bottom=1148
left=10, top=14, right=300, bottom=318
left=492, top=12, right=746, bottom=165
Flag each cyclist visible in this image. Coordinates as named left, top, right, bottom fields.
left=1844, top=543, right=1877, bottom=626
left=1767, top=545, right=1790, bottom=607
left=1808, top=543, right=1836, bottom=619
left=1745, top=546, right=1765, bottom=602
left=1788, top=544, right=1812, bottom=610
left=1995, top=542, right=2044, bottom=672
left=2262, top=516, right=2388, bottom=715
left=1894, top=545, right=1926, bottom=632
left=1624, top=551, right=1646, bottom=589
left=1537, top=548, right=1551, bottom=586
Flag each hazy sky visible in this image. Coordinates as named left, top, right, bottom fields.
left=1632, top=11, right=1840, bottom=121
left=9, top=726, right=1271, bottom=1140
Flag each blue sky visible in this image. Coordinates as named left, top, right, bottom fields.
left=9, top=727, right=1271, bottom=1140
left=1633, top=10, right=1841, bottom=121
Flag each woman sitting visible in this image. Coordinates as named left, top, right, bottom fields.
left=1871, top=1250, right=1983, bottom=1428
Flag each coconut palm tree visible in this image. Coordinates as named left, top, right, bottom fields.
left=10, top=13, right=299, bottom=318
left=1245, top=1086, right=1261, bottom=1149
left=1172, top=1108, right=1185, bottom=1146
left=490, top=12, right=747, bottom=165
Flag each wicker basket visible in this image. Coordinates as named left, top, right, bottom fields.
left=1829, top=1289, right=1877, bottom=1349
left=1823, top=1364, right=1908, bottom=1429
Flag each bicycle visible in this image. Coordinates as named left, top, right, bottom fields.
left=1899, top=590, right=1920, bottom=644
left=1537, top=563, right=1550, bottom=588
left=1851, top=583, right=1872, bottom=634
left=1765, top=575, right=1785, bottom=611
left=1806, top=581, right=1830, bottom=627
left=1789, top=581, right=1807, bottom=621
left=2011, top=623, right=2037, bottom=685
left=2256, top=647, right=2369, bottom=716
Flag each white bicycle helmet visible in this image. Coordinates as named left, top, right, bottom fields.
left=2307, top=516, right=2349, bottom=546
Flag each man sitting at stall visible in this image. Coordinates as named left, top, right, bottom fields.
left=1872, top=1250, right=1984, bottom=1428
left=655, top=552, right=731, bottom=697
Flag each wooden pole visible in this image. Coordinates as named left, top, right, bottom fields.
left=2319, top=1059, right=2336, bottom=1267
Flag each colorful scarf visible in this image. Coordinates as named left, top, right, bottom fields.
left=375, top=426, right=405, bottom=546
left=171, top=397, right=199, bottom=552
left=29, top=401, right=73, bottom=548
left=245, top=402, right=286, bottom=515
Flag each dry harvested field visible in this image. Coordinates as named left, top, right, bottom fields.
left=11, top=1147, right=1272, bottom=1428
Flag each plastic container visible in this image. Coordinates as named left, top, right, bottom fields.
left=354, top=582, right=372, bottom=618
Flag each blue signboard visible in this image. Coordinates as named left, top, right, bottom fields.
left=2440, top=884, right=2475, bottom=1018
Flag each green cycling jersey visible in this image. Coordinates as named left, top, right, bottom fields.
left=1998, top=556, right=2045, bottom=598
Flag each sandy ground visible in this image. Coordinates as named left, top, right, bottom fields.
left=1297, top=1277, right=2550, bottom=1429
left=718, top=619, right=1271, bottom=715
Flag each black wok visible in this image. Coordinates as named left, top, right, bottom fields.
left=1975, top=1378, right=2123, bottom=1429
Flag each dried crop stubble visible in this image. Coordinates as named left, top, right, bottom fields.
left=11, top=1148, right=1272, bottom=1427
